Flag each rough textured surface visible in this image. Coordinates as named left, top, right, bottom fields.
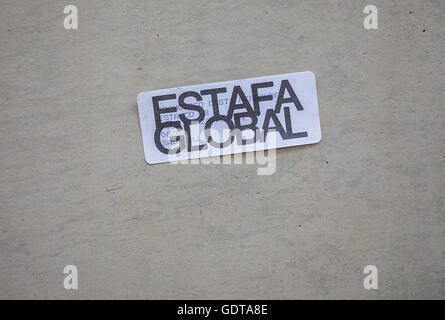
left=1, top=0, right=444, bottom=299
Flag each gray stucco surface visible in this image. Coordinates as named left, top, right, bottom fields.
left=1, top=0, right=444, bottom=299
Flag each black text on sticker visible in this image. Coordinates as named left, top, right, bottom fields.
left=152, top=79, right=308, bottom=154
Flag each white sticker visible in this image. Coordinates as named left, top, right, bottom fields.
left=137, top=71, right=321, bottom=164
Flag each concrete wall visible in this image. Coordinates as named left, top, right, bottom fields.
left=1, top=0, right=444, bottom=299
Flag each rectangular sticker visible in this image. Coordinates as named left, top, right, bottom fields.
left=137, top=71, right=321, bottom=164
